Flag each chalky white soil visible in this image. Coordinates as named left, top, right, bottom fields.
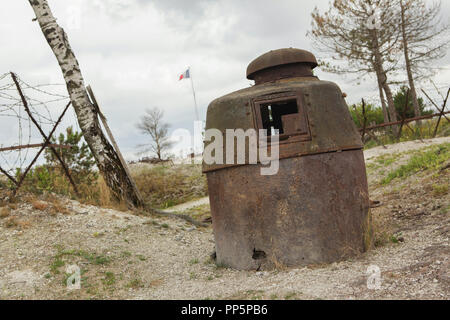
left=0, top=138, right=448, bottom=300
left=364, top=136, right=450, bottom=162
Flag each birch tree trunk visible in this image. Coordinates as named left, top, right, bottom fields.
left=28, top=0, right=143, bottom=208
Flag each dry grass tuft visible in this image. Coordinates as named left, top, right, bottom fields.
left=149, top=279, right=164, bottom=288
left=432, top=183, right=449, bottom=197
left=0, top=206, right=11, bottom=218
left=49, top=200, right=71, bottom=215
left=269, top=253, right=288, bottom=271
left=98, top=176, right=112, bottom=207
left=4, top=216, right=31, bottom=229
left=4, top=216, right=18, bottom=228
left=32, top=200, right=49, bottom=211
left=8, top=203, right=18, bottom=210
left=371, top=210, right=393, bottom=247
left=363, top=209, right=375, bottom=250
left=131, top=163, right=207, bottom=209
left=1, top=161, right=207, bottom=213
left=17, top=219, right=31, bottom=229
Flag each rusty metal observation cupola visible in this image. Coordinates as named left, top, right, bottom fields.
left=203, top=48, right=372, bottom=270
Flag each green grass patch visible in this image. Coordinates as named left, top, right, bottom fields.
left=50, top=258, right=65, bottom=274
left=433, top=184, right=449, bottom=197
left=50, top=247, right=111, bottom=274
left=121, top=251, right=132, bottom=258
left=374, top=153, right=403, bottom=167
left=183, top=203, right=211, bottom=222
left=284, top=292, right=298, bottom=300
left=381, top=143, right=449, bottom=184
left=136, top=254, right=147, bottom=261
left=390, top=233, right=403, bottom=244
left=102, top=272, right=116, bottom=286
left=127, top=278, right=144, bottom=289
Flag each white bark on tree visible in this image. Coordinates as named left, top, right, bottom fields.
left=28, top=0, right=143, bottom=208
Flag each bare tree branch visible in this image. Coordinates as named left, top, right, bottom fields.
left=136, top=107, right=173, bottom=161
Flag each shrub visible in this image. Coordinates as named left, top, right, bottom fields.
left=393, top=86, right=432, bottom=120
left=32, top=200, right=49, bottom=211
left=349, top=103, right=385, bottom=127
left=0, top=207, right=11, bottom=218
left=45, top=126, right=96, bottom=173
left=17, top=127, right=101, bottom=203
left=5, top=127, right=209, bottom=210
left=363, top=119, right=449, bottom=150
left=131, top=163, right=207, bottom=209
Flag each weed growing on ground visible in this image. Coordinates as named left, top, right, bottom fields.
left=381, top=143, right=449, bottom=184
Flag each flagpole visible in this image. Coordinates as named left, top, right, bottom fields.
left=188, top=67, right=200, bottom=121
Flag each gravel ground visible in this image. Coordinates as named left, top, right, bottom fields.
left=364, top=137, right=450, bottom=162
left=163, top=197, right=210, bottom=213
left=0, top=138, right=448, bottom=300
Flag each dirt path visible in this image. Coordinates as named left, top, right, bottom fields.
left=163, top=197, right=210, bottom=213
left=364, top=137, right=450, bottom=163
left=0, top=138, right=448, bottom=300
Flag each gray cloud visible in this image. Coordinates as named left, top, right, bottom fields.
left=0, top=0, right=449, bottom=162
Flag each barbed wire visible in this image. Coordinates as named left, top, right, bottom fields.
left=0, top=72, right=71, bottom=177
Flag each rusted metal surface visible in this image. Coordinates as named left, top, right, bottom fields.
left=281, top=113, right=304, bottom=135
left=0, top=144, right=72, bottom=152
left=204, top=48, right=371, bottom=270
left=207, top=150, right=370, bottom=270
left=247, top=48, right=318, bottom=81
left=358, top=110, right=450, bottom=132
left=203, top=79, right=363, bottom=173
left=250, top=64, right=316, bottom=85
left=252, top=91, right=311, bottom=144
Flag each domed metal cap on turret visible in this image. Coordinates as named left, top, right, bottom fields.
left=246, top=48, right=318, bottom=81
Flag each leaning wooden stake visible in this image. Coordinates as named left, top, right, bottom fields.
left=354, top=99, right=386, bottom=149
left=85, top=87, right=206, bottom=226
left=86, top=85, right=143, bottom=205
left=28, top=0, right=142, bottom=208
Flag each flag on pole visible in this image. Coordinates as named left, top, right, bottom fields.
left=178, top=67, right=200, bottom=121
left=179, top=68, right=190, bottom=81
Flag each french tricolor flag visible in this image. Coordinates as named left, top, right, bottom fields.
left=179, top=68, right=190, bottom=81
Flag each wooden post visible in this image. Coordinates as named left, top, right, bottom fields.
left=86, top=85, right=143, bottom=205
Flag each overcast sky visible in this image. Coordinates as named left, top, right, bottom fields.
left=0, top=0, right=449, bottom=163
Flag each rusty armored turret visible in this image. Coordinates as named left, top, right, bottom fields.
left=203, top=48, right=372, bottom=270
